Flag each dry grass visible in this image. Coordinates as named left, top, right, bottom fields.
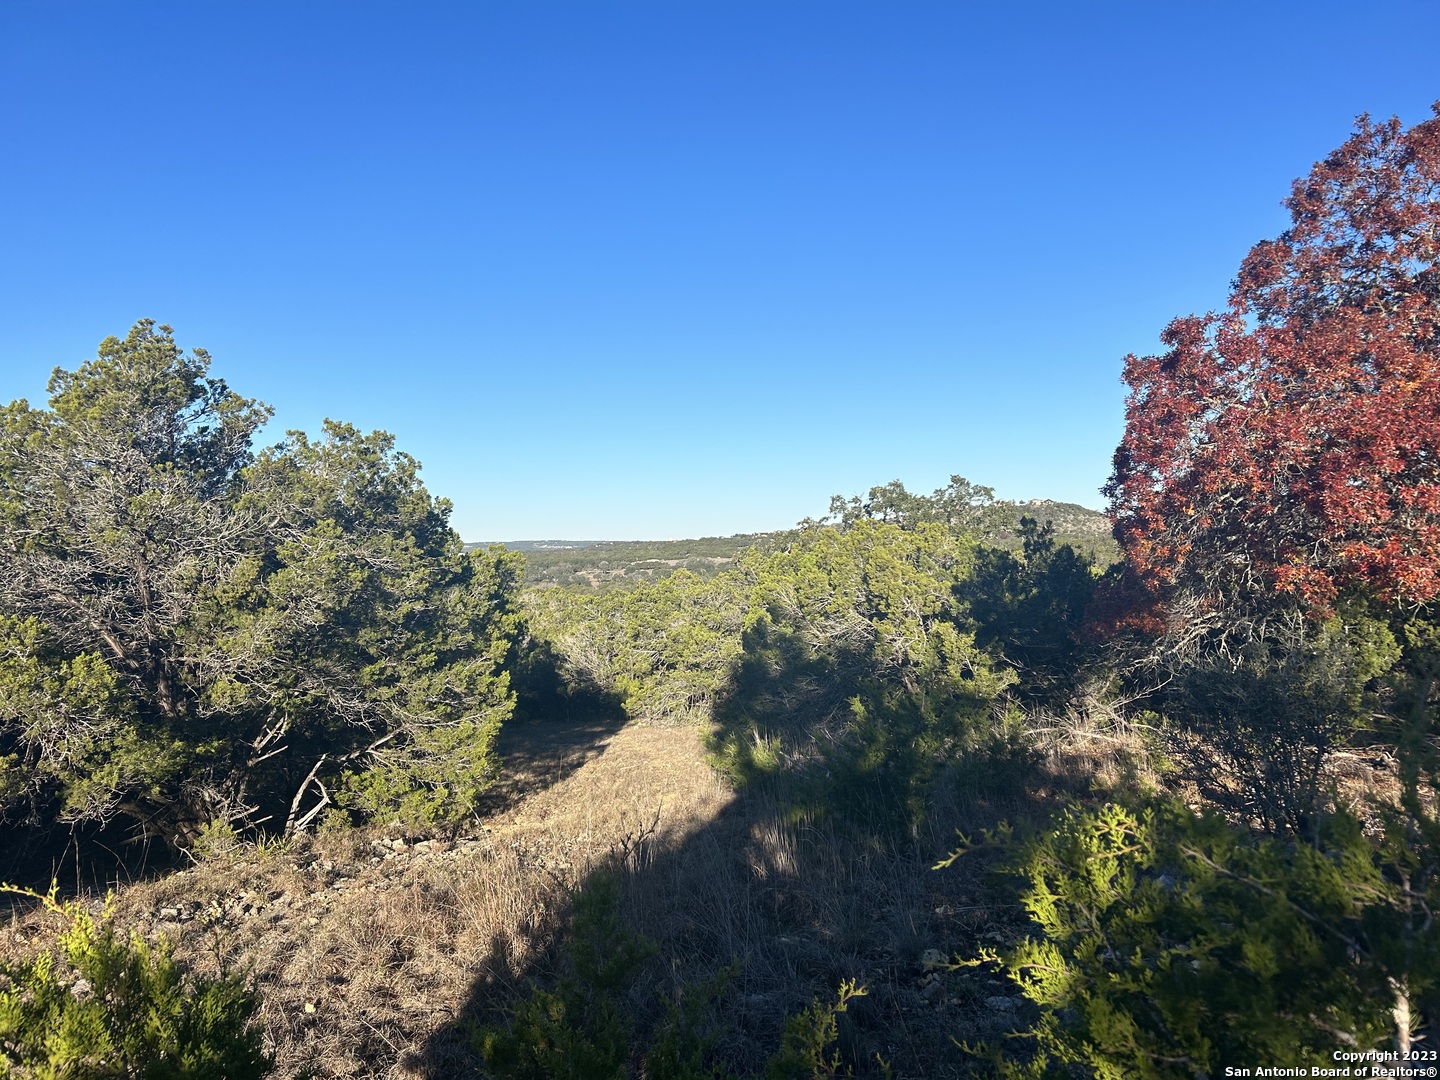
left=0, top=718, right=736, bottom=1079
left=1020, top=680, right=1164, bottom=796
left=0, top=715, right=1054, bottom=1078
left=588, top=787, right=1036, bottom=1078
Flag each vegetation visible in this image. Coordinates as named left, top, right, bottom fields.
left=0, top=321, right=523, bottom=846
left=1, top=105, right=1438, bottom=1078
left=0, top=886, right=270, bottom=1078
left=961, top=803, right=1396, bottom=1078
left=992, top=104, right=1440, bottom=1068
left=524, top=568, right=749, bottom=727
left=489, top=485, right=1115, bottom=593
left=480, top=536, right=772, bottom=589
left=710, top=518, right=1017, bottom=834
left=1106, top=110, right=1440, bottom=614
left=476, top=875, right=658, bottom=1080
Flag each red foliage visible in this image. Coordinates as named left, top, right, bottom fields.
left=1106, top=106, right=1440, bottom=611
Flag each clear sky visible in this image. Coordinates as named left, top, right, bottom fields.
left=2, top=2, right=1437, bottom=540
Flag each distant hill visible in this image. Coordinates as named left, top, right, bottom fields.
left=466, top=534, right=776, bottom=588
left=488, top=540, right=608, bottom=553
left=469, top=501, right=1116, bottom=590
left=985, top=499, right=1118, bottom=561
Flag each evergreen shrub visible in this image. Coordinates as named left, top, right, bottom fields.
left=0, top=887, right=271, bottom=1079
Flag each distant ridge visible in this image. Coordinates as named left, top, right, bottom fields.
left=471, top=540, right=607, bottom=552
left=466, top=504, right=1115, bottom=590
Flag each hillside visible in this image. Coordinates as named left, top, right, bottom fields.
left=472, top=534, right=774, bottom=588
left=0, top=685, right=1037, bottom=1079
left=981, top=498, right=1117, bottom=561
left=472, top=499, right=1117, bottom=590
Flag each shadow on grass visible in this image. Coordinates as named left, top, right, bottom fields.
left=471, top=641, right=632, bottom=821
left=411, top=726, right=1071, bottom=1079
left=408, top=587, right=1097, bottom=1078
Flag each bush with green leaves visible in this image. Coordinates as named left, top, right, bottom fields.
left=957, top=801, right=1420, bottom=1078
left=711, top=519, right=1016, bottom=833
left=962, top=517, right=1100, bottom=709
left=478, top=875, right=876, bottom=1080
left=0, top=320, right=523, bottom=842
left=1155, top=604, right=1400, bottom=834
left=477, top=876, right=653, bottom=1080
left=524, top=568, right=749, bottom=727
left=477, top=875, right=739, bottom=1080
left=764, top=982, right=874, bottom=1080
left=0, top=887, right=271, bottom=1079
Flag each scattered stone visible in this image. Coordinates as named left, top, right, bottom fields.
left=920, top=948, right=947, bottom=967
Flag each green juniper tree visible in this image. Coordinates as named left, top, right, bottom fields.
left=957, top=802, right=1396, bottom=1078
left=712, top=519, right=1016, bottom=832
left=0, top=320, right=520, bottom=844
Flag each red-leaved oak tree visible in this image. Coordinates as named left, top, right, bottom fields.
left=1105, top=106, right=1440, bottom=617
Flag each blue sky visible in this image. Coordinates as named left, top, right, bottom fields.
left=3, top=2, right=1437, bottom=540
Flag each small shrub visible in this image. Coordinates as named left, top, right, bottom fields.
left=479, top=873, right=884, bottom=1079
left=476, top=876, right=738, bottom=1079
left=644, top=964, right=739, bottom=1080
left=0, top=885, right=272, bottom=1079
left=475, top=875, right=655, bottom=1080
left=765, top=981, right=881, bottom=1080
left=185, top=818, right=245, bottom=865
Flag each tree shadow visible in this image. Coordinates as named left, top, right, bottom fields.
left=470, top=636, right=632, bottom=820
left=410, top=623, right=1068, bottom=1078
left=0, top=817, right=176, bottom=903
left=412, top=753, right=1065, bottom=1077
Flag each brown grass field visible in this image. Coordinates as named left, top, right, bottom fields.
left=0, top=706, right=1073, bottom=1078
